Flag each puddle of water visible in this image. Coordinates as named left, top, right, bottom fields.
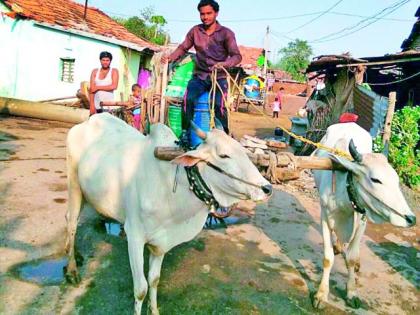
left=14, top=256, right=68, bottom=286
left=0, top=132, right=18, bottom=142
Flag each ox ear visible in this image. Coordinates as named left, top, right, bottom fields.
left=171, top=149, right=209, bottom=167
left=328, top=154, right=364, bottom=174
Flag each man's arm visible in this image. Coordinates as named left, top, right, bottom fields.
left=222, top=30, right=242, bottom=68
left=163, top=28, right=194, bottom=63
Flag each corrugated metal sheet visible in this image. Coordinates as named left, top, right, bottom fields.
left=354, top=85, right=389, bottom=137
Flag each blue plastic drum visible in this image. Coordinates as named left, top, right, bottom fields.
left=190, top=92, right=211, bottom=147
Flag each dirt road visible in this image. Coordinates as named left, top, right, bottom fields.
left=0, top=114, right=418, bottom=314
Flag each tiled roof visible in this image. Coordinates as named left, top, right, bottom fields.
left=3, top=0, right=159, bottom=51
left=238, top=45, right=263, bottom=69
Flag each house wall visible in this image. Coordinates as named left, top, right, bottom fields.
left=0, top=6, right=141, bottom=102
left=272, top=81, right=308, bottom=95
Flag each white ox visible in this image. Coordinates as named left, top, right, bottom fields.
left=65, top=113, right=272, bottom=314
left=312, top=122, right=416, bottom=309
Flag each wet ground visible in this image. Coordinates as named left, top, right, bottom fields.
left=0, top=115, right=418, bottom=314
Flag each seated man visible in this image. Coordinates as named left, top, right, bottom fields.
left=161, top=0, right=242, bottom=143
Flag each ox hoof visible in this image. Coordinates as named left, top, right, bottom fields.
left=346, top=296, right=362, bottom=309
left=310, top=291, right=328, bottom=309
left=64, top=267, right=81, bottom=285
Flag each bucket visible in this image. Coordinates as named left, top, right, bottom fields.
left=289, top=117, right=308, bottom=148
left=244, top=78, right=260, bottom=99
left=190, top=92, right=211, bottom=147
left=168, top=105, right=183, bottom=138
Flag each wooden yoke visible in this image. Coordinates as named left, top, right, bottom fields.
left=154, top=146, right=345, bottom=172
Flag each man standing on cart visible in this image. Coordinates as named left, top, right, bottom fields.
left=161, top=0, right=242, bottom=144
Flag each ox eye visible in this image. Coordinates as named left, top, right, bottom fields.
left=219, top=154, right=230, bottom=159
left=371, top=178, right=382, bottom=184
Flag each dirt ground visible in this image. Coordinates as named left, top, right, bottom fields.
left=0, top=113, right=418, bottom=315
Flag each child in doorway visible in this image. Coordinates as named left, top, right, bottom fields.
left=272, top=97, right=281, bottom=118
left=128, top=84, right=142, bottom=130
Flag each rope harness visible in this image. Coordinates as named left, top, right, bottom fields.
left=212, top=66, right=352, bottom=160
left=346, top=172, right=407, bottom=221
left=184, top=160, right=268, bottom=218
left=185, top=164, right=219, bottom=212
left=346, top=173, right=366, bottom=215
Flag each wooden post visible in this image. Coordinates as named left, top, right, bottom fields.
left=159, top=35, right=170, bottom=123
left=263, top=26, right=269, bottom=111
left=159, top=62, right=168, bottom=123
left=382, top=91, right=396, bottom=155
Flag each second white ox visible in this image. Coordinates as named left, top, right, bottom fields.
left=65, top=113, right=272, bottom=314
left=312, top=122, right=416, bottom=309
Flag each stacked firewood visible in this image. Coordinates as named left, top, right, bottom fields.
left=239, top=135, right=301, bottom=183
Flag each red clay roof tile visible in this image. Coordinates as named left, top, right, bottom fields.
left=238, top=45, right=263, bottom=70
left=4, top=0, right=159, bottom=50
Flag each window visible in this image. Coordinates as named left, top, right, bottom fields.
left=60, top=58, right=75, bottom=83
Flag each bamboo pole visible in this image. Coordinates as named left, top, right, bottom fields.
left=159, top=35, right=170, bottom=123
left=0, top=97, right=89, bottom=124
left=382, top=91, right=396, bottom=156
left=336, top=57, right=420, bottom=68
left=38, top=96, right=77, bottom=103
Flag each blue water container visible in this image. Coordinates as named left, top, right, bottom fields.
left=190, top=92, right=211, bottom=147
left=244, top=78, right=260, bottom=99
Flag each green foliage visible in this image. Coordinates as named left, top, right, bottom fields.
left=274, top=39, right=312, bottom=82
left=372, top=135, right=384, bottom=153
left=388, top=106, right=420, bottom=188
left=113, top=7, right=169, bottom=45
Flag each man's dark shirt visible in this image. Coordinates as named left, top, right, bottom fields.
left=169, top=22, right=242, bottom=79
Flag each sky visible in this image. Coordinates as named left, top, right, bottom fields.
left=76, top=0, right=418, bottom=62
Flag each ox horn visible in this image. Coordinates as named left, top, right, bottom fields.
left=190, top=120, right=207, bottom=140
left=349, top=139, right=362, bottom=163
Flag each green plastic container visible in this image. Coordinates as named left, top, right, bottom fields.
left=165, top=61, right=194, bottom=98
left=175, top=61, right=194, bottom=77
left=168, top=105, right=183, bottom=138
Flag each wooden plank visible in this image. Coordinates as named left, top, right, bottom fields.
left=243, top=135, right=267, bottom=145
left=275, top=168, right=300, bottom=181
left=266, top=140, right=287, bottom=149
left=240, top=139, right=268, bottom=149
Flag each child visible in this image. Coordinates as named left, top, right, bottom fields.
left=128, top=84, right=142, bottom=130
left=272, top=97, right=281, bottom=118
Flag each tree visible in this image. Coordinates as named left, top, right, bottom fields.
left=113, top=7, right=169, bottom=45
left=274, top=39, right=312, bottom=82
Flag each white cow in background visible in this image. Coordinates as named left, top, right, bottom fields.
left=312, top=122, right=416, bottom=309
left=65, top=113, right=272, bottom=315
